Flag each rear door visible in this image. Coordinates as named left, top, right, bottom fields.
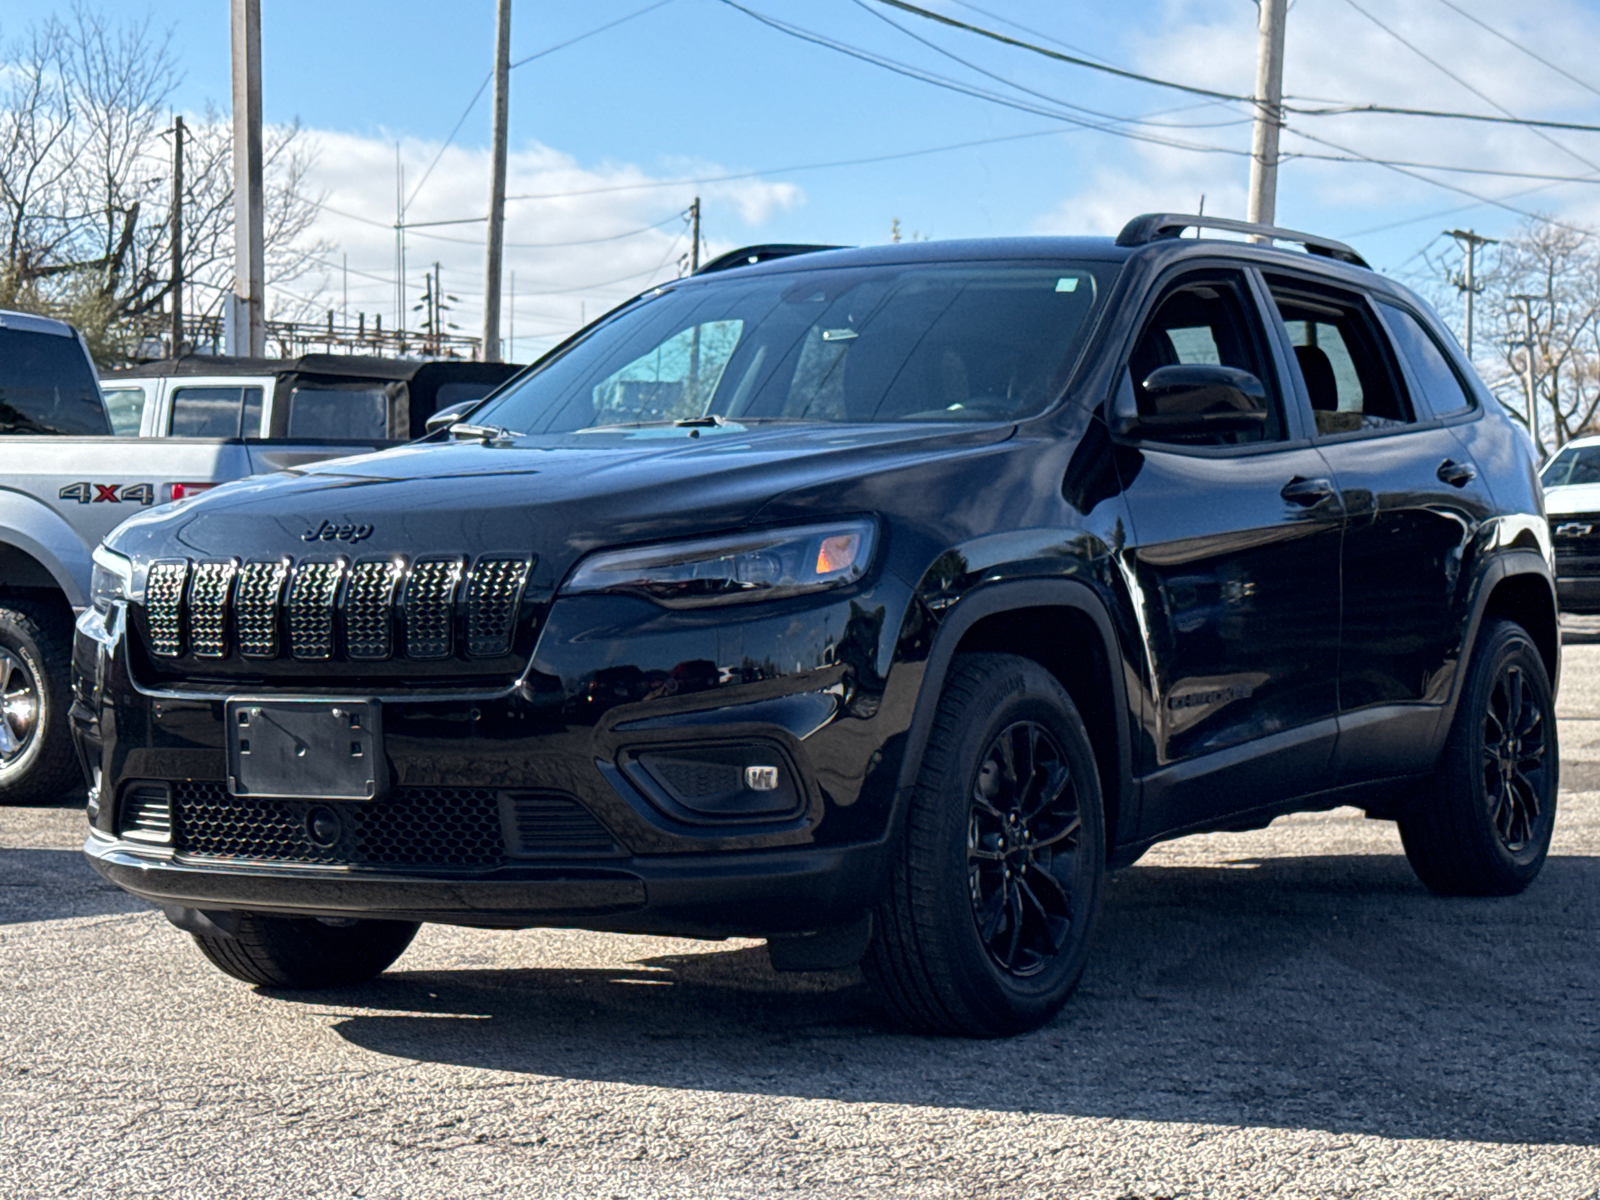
left=1111, top=267, right=1345, bottom=835
left=1261, top=272, right=1498, bottom=784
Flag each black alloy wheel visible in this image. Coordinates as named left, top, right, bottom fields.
left=865, top=652, right=1106, bottom=1036
left=967, top=720, right=1083, bottom=978
left=1399, top=618, right=1558, bottom=896
left=1481, top=662, right=1549, bottom=852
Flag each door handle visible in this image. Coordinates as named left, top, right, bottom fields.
left=1280, top=476, right=1336, bottom=506
left=1437, top=458, right=1476, bottom=487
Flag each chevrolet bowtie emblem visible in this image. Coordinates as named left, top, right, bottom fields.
left=1555, top=522, right=1595, bottom=537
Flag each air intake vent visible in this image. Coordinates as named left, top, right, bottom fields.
left=120, top=783, right=173, bottom=844
left=145, top=561, right=189, bottom=657
left=343, top=559, right=402, bottom=660
left=404, top=557, right=464, bottom=659
left=504, top=790, right=618, bottom=856
left=287, top=560, right=346, bottom=660
left=188, top=560, right=238, bottom=658
left=466, top=557, right=531, bottom=657
left=236, top=560, right=289, bottom=658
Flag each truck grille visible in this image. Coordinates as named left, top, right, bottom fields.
left=140, top=553, right=533, bottom=668
left=166, top=781, right=617, bottom=867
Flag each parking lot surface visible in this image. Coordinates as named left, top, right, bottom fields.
left=5, top=646, right=1600, bottom=1199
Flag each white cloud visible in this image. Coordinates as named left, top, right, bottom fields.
left=275, top=129, right=804, bottom=359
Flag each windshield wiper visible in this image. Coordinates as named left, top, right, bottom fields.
left=673, top=415, right=730, bottom=428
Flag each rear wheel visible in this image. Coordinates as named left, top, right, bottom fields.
left=0, top=597, right=80, bottom=806
left=191, top=914, right=420, bottom=988
left=865, top=653, right=1106, bottom=1036
left=1399, top=619, right=1557, bottom=896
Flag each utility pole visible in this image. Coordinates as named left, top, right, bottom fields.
left=690, top=196, right=702, bottom=272
left=1445, top=229, right=1498, bottom=358
left=482, top=0, right=511, bottom=362
left=1246, top=0, right=1288, bottom=230
left=169, top=114, right=184, bottom=356
left=230, top=0, right=265, bottom=355
left=508, top=270, right=515, bottom=358
left=1510, top=292, right=1548, bottom=461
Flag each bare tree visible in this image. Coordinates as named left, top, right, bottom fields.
left=0, top=3, right=329, bottom=362
left=1424, top=217, right=1600, bottom=461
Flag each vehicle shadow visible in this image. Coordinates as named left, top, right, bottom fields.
left=0, top=847, right=146, bottom=924
left=320, top=852, right=1600, bottom=1147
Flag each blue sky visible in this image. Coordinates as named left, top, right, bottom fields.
left=8, top=0, right=1600, bottom=355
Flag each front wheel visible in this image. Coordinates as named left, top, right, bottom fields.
left=191, top=914, right=420, bottom=988
left=865, top=653, right=1106, bottom=1036
left=1399, top=619, right=1558, bottom=896
left=0, top=597, right=80, bottom=806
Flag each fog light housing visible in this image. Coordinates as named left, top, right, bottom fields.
left=623, top=744, right=803, bottom=822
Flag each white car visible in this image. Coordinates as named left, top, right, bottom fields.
left=1540, top=434, right=1600, bottom=612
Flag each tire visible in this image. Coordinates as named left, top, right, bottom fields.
left=864, top=653, right=1107, bottom=1036
left=0, top=596, right=81, bottom=806
left=1399, top=619, right=1558, bottom=896
left=191, top=914, right=420, bottom=988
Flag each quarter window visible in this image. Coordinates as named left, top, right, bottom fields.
left=1379, top=303, right=1475, bottom=418
left=169, top=386, right=264, bottom=438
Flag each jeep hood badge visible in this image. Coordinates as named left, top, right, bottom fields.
left=302, top=519, right=374, bottom=543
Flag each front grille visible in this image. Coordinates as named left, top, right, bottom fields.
left=136, top=553, right=534, bottom=669
left=1551, top=515, right=1600, bottom=576
left=166, top=781, right=614, bottom=867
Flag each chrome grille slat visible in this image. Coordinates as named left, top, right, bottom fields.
left=187, top=560, right=238, bottom=658
left=465, top=557, right=530, bottom=657
left=145, top=561, right=189, bottom=657
left=287, top=560, right=346, bottom=660
left=236, top=560, right=290, bottom=658
left=404, top=558, right=464, bottom=660
left=344, top=558, right=403, bottom=660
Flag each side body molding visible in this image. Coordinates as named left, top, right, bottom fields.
left=890, top=577, right=1137, bottom=856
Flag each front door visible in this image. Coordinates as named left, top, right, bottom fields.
left=1112, top=269, right=1345, bottom=835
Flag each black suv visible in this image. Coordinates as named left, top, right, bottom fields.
left=74, top=215, right=1558, bottom=1036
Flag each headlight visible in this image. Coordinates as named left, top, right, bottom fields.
left=89, top=547, right=134, bottom=615
left=562, top=519, right=877, bottom=608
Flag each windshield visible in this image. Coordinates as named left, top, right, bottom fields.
left=472, top=260, right=1115, bottom=434
left=1543, top=444, right=1600, bottom=487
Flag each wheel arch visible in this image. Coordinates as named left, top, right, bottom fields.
left=894, top=579, right=1135, bottom=857
left=0, top=489, right=92, bottom=609
left=1464, top=553, right=1559, bottom=699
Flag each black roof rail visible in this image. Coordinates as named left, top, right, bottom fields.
left=694, top=243, right=844, bottom=275
left=1115, top=213, right=1369, bottom=269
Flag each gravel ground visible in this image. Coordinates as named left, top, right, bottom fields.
left=4, top=643, right=1600, bottom=1199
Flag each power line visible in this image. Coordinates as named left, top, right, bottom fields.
left=1339, top=0, right=1600, bottom=176
left=407, top=210, right=687, bottom=248
left=1431, top=0, right=1600, bottom=101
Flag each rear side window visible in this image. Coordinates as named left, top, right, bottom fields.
left=1268, top=282, right=1412, bottom=436
left=1378, top=303, right=1475, bottom=418
left=101, top=386, right=147, bottom=436
left=285, top=386, right=388, bottom=440
left=0, top=327, right=109, bottom=435
left=169, top=386, right=264, bottom=438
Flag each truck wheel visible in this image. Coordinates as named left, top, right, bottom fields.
left=864, top=653, right=1106, bottom=1036
left=0, top=597, right=80, bottom=806
left=1399, top=619, right=1558, bottom=896
left=191, top=915, right=421, bottom=988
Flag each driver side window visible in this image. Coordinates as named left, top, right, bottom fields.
left=1126, top=275, right=1282, bottom=445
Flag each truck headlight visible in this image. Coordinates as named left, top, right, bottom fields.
left=562, top=519, right=877, bottom=608
left=89, top=547, right=135, bottom=615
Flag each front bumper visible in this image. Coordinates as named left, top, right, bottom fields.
left=1557, top=575, right=1600, bottom=613
left=83, top=831, right=890, bottom=936
left=71, top=583, right=918, bottom=937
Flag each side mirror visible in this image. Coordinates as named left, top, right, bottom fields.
left=1113, top=363, right=1270, bottom=439
left=423, top=398, right=483, bottom=437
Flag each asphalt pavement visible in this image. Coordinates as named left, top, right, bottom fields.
left=4, top=645, right=1600, bottom=1198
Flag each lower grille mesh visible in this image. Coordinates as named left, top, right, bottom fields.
left=168, top=781, right=614, bottom=867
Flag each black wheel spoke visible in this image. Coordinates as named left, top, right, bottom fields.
left=1016, top=876, right=1066, bottom=952
left=1033, top=813, right=1082, bottom=850
left=1003, top=887, right=1026, bottom=969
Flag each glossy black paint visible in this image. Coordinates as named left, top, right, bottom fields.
left=74, top=233, right=1557, bottom=939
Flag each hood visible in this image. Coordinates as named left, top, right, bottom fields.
left=1542, top=481, right=1600, bottom=516
left=107, top=421, right=1014, bottom=579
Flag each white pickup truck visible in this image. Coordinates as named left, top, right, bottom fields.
left=0, top=311, right=517, bottom=802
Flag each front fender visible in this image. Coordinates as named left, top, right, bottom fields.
left=0, top=486, right=94, bottom=607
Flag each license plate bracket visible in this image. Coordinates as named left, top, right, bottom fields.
left=225, top=699, right=385, bottom=801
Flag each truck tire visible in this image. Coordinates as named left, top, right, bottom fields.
left=864, top=653, right=1106, bottom=1036
left=0, top=596, right=80, bottom=806
left=191, top=914, right=421, bottom=988
left=1399, top=618, right=1558, bottom=896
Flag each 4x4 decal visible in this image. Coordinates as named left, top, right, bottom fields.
left=58, top=481, right=155, bottom=506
